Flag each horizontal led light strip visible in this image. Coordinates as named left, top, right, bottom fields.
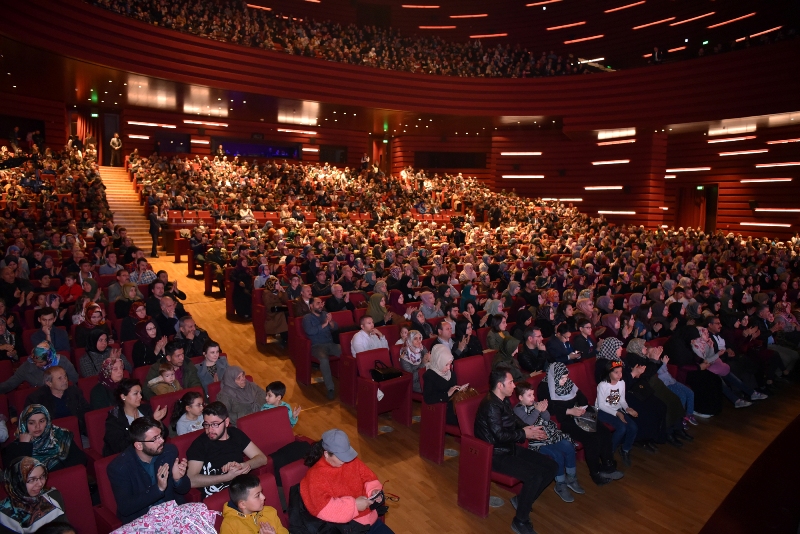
left=500, top=152, right=542, bottom=156
left=184, top=120, right=228, bottom=127
left=578, top=57, right=605, bottom=64
left=755, top=162, right=800, bottom=168
left=670, top=12, right=715, bottom=25
left=666, top=167, right=710, bottom=172
left=597, top=139, right=636, bottom=146
left=766, top=138, right=800, bottom=144
left=277, top=128, right=317, bottom=135
left=564, top=34, right=604, bottom=44
left=605, top=1, right=645, bottom=13
left=664, top=175, right=676, bottom=179
left=128, top=134, right=150, bottom=139
left=740, top=222, right=792, bottom=228
left=470, top=33, right=508, bottom=38
left=599, top=211, right=636, bottom=214
left=740, top=178, right=792, bottom=183
left=547, top=21, right=586, bottom=30
left=527, top=0, right=561, bottom=6
left=302, top=148, right=319, bottom=152
left=707, top=136, right=756, bottom=143
left=449, top=14, right=487, bottom=18
left=585, top=185, right=623, bottom=190
left=246, top=4, right=271, bottom=11
left=402, top=4, right=439, bottom=7
left=127, top=121, right=176, bottom=128
left=592, top=159, right=629, bottom=165
left=754, top=208, right=800, bottom=212
left=190, top=139, right=209, bottom=144
left=633, top=17, right=675, bottom=30
left=420, top=26, right=456, bottom=29
left=707, top=12, right=756, bottom=28
left=719, top=149, right=768, bottom=156
left=668, top=46, right=686, bottom=52
left=502, top=175, right=544, bottom=178
left=559, top=198, right=583, bottom=201
left=749, top=26, right=782, bottom=38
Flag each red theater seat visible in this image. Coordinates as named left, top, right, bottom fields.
left=355, top=348, right=412, bottom=437
left=93, top=454, right=123, bottom=534
left=49, top=464, right=98, bottom=534
left=453, top=356, right=490, bottom=393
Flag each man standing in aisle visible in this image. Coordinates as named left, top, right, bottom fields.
left=149, top=206, right=160, bottom=258
left=110, top=133, right=122, bottom=167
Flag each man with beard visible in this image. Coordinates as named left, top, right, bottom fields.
left=107, top=416, right=191, bottom=523
left=186, top=402, right=268, bottom=499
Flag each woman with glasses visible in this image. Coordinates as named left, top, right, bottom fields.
left=103, top=379, right=167, bottom=456
left=0, top=456, right=66, bottom=533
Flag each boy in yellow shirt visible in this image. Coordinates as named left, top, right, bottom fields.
left=220, top=474, right=288, bottom=534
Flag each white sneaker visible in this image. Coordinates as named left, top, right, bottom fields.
left=692, top=411, right=713, bottom=419
left=750, top=391, right=768, bottom=401
left=734, top=399, right=753, bottom=408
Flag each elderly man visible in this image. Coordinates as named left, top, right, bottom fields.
left=324, top=284, right=355, bottom=313
left=302, top=297, right=340, bottom=400
left=156, top=295, right=181, bottom=336
left=293, top=284, right=313, bottom=317
left=25, top=365, right=90, bottom=436
left=419, top=291, right=443, bottom=319
left=350, top=316, right=389, bottom=356
left=175, top=315, right=213, bottom=360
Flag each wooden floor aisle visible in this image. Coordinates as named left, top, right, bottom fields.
left=150, top=256, right=800, bottom=534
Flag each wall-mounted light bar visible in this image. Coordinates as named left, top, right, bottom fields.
left=597, top=139, right=636, bottom=146
left=660, top=207, right=669, bottom=210
left=605, top=1, right=645, bottom=13
left=665, top=167, right=711, bottom=172
left=470, top=33, right=508, bottom=38
left=749, top=26, right=782, bottom=38
left=709, top=125, right=756, bottom=136
left=419, top=25, right=456, bottom=29
left=564, top=34, right=604, bottom=44
left=578, top=57, right=605, bottom=64
left=559, top=198, right=583, bottom=201
left=670, top=12, right=715, bottom=26
left=502, top=175, right=545, bottom=178
left=740, top=178, right=792, bottom=183
left=633, top=17, right=675, bottom=30
left=246, top=4, right=271, bottom=11
left=755, top=162, right=800, bottom=168
left=276, top=128, right=317, bottom=135
left=598, top=211, right=636, bottom=214
left=500, top=152, right=542, bottom=156
left=184, top=120, right=228, bottom=127
left=719, top=149, right=768, bottom=156
left=668, top=46, right=686, bottom=52
left=664, top=174, right=676, bottom=179
left=592, top=159, right=630, bottom=165
left=527, top=0, right=561, bottom=6
left=127, top=121, right=176, bottom=128
left=128, top=134, right=150, bottom=139
left=190, top=139, right=209, bottom=144
left=740, top=222, right=792, bottom=228
left=643, top=53, right=652, bottom=58
left=401, top=4, right=439, bottom=7
left=597, top=128, right=636, bottom=140
left=707, top=136, right=756, bottom=143
left=585, top=185, right=623, bottom=190
left=661, top=224, right=669, bottom=228
left=302, top=148, right=319, bottom=152
left=754, top=208, right=800, bottom=213
left=449, top=14, right=487, bottom=18
left=707, top=12, right=756, bottom=29
left=547, top=21, right=586, bottom=30
left=766, top=138, right=800, bottom=144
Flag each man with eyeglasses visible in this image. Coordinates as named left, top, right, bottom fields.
left=186, top=401, right=267, bottom=499
left=107, top=416, right=191, bottom=523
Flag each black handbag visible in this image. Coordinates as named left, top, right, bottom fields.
left=370, top=360, right=402, bottom=382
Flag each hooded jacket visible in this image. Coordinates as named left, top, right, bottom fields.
left=220, top=502, right=288, bottom=534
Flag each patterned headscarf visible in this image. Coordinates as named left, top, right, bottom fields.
left=129, top=300, right=148, bottom=320
left=98, top=356, right=120, bottom=390
left=16, top=405, right=72, bottom=471
left=400, top=330, right=426, bottom=366
left=626, top=338, right=646, bottom=357
left=30, top=343, right=59, bottom=370
left=598, top=337, right=624, bottom=362
left=264, top=275, right=279, bottom=293
left=0, top=456, right=58, bottom=529
left=546, top=362, right=577, bottom=401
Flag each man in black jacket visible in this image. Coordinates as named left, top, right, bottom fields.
left=571, top=318, right=598, bottom=359
left=25, top=366, right=90, bottom=436
left=545, top=323, right=582, bottom=365
left=517, top=327, right=549, bottom=374
left=474, top=366, right=558, bottom=534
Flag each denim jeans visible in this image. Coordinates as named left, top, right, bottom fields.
left=535, top=439, right=576, bottom=477
left=667, top=382, right=695, bottom=415
left=597, top=410, right=638, bottom=453
left=367, top=519, right=395, bottom=534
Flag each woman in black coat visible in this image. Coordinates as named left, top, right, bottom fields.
left=103, top=379, right=167, bottom=456
left=453, top=319, right=483, bottom=359
left=422, top=345, right=461, bottom=426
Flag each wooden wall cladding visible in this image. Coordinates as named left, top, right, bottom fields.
left=0, top=92, right=67, bottom=149
left=390, top=135, right=493, bottom=182
left=2, top=0, right=798, bottom=126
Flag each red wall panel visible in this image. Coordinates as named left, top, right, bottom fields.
left=0, top=92, right=67, bottom=149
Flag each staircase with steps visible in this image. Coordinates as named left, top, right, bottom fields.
left=99, top=166, right=162, bottom=254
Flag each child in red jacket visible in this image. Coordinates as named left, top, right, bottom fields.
left=57, top=273, right=82, bottom=303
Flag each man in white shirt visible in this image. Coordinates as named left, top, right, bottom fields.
left=350, top=316, right=388, bottom=356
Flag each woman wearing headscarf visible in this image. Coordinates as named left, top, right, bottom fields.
left=423, top=345, right=462, bottom=426
left=387, top=290, right=408, bottom=319
left=492, top=335, right=524, bottom=381
left=366, top=293, right=392, bottom=327
left=536, top=363, right=623, bottom=486
left=216, top=365, right=265, bottom=426
left=649, top=302, right=671, bottom=338
left=453, top=318, right=483, bottom=360
left=535, top=305, right=556, bottom=338
left=410, top=309, right=434, bottom=339
left=663, top=325, right=724, bottom=418
left=114, top=282, right=139, bottom=319
left=399, top=330, right=430, bottom=393
left=596, top=296, right=614, bottom=315
left=254, top=263, right=270, bottom=289
left=385, top=266, right=403, bottom=291
left=627, top=293, right=645, bottom=314
left=0, top=456, right=66, bottom=533
left=486, top=314, right=510, bottom=351
left=90, top=356, right=125, bottom=409
left=459, top=283, right=478, bottom=313
left=80, top=327, right=132, bottom=378
left=512, top=309, right=533, bottom=341
left=598, top=314, right=620, bottom=341
left=0, top=317, right=19, bottom=362
left=230, top=257, right=253, bottom=319
left=459, top=263, right=477, bottom=284
left=261, top=275, right=289, bottom=347
left=461, top=300, right=481, bottom=331
left=81, top=278, right=106, bottom=304
left=74, top=303, right=113, bottom=349
left=132, top=320, right=167, bottom=368
left=1, top=405, right=86, bottom=472
left=667, top=302, right=687, bottom=329
left=373, top=280, right=389, bottom=303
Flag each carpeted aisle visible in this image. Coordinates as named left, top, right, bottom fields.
left=700, top=413, right=800, bottom=534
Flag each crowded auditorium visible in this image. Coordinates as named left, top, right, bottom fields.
left=0, top=0, right=797, bottom=532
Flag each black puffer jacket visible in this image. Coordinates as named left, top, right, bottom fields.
left=474, top=392, right=527, bottom=456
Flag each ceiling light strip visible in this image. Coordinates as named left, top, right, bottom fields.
left=668, top=46, right=686, bottom=52
left=604, top=1, right=645, bottom=13
left=664, top=175, right=676, bottom=179
left=277, top=128, right=317, bottom=135
left=526, top=0, right=561, bottom=6
left=740, top=222, right=792, bottom=228
left=707, top=12, right=756, bottom=29
left=766, top=138, right=800, bottom=144
left=665, top=167, right=711, bottom=172
left=302, top=148, right=319, bottom=152
left=597, top=139, right=636, bottom=146
left=128, top=134, right=150, bottom=139
left=750, top=26, right=782, bottom=38
left=585, top=185, right=623, bottom=190
left=564, top=34, right=604, bottom=44
left=470, top=33, right=508, bottom=38
left=592, top=160, right=630, bottom=165
left=599, top=210, right=636, bottom=214
left=127, top=121, right=176, bottom=128
left=547, top=21, right=586, bottom=30
left=502, top=175, right=545, bottom=178
left=449, top=14, right=487, bottom=18
left=755, top=162, right=800, bottom=168
left=707, top=136, right=756, bottom=143
left=500, top=152, right=542, bottom=156
left=754, top=208, right=800, bottom=212
left=719, top=149, right=769, bottom=156
left=184, top=120, right=228, bottom=127
left=245, top=4, right=271, bottom=11
left=633, top=17, right=675, bottom=30
left=401, top=4, right=440, bottom=8
left=740, top=178, right=792, bottom=183
left=419, top=25, right=456, bottom=29
left=190, top=139, right=210, bottom=144
left=670, top=12, right=715, bottom=26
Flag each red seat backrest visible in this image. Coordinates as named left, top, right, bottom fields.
left=453, top=356, right=489, bottom=392
left=353, top=307, right=367, bottom=322
left=421, top=337, right=436, bottom=352
left=237, top=407, right=295, bottom=456
left=389, top=344, right=402, bottom=367
left=168, top=429, right=203, bottom=458
left=476, top=327, right=490, bottom=349
left=94, top=453, right=119, bottom=515
left=339, top=330, right=358, bottom=358
left=454, top=394, right=485, bottom=437
left=355, top=348, right=392, bottom=378
left=0, top=360, right=11, bottom=383
left=52, top=415, right=83, bottom=450
left=48, top=464, right=98, bottom=534
left=86, top=407, right=110, bottom=454
left=151, top=387, right=203, bottom=428
left=9, top=387, right=35, bottom=414
left=378, top=324, right=401, bottom=346
left=132, top=365, right=149, bottom=385
left=330, top=310, right=355, bottom=329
